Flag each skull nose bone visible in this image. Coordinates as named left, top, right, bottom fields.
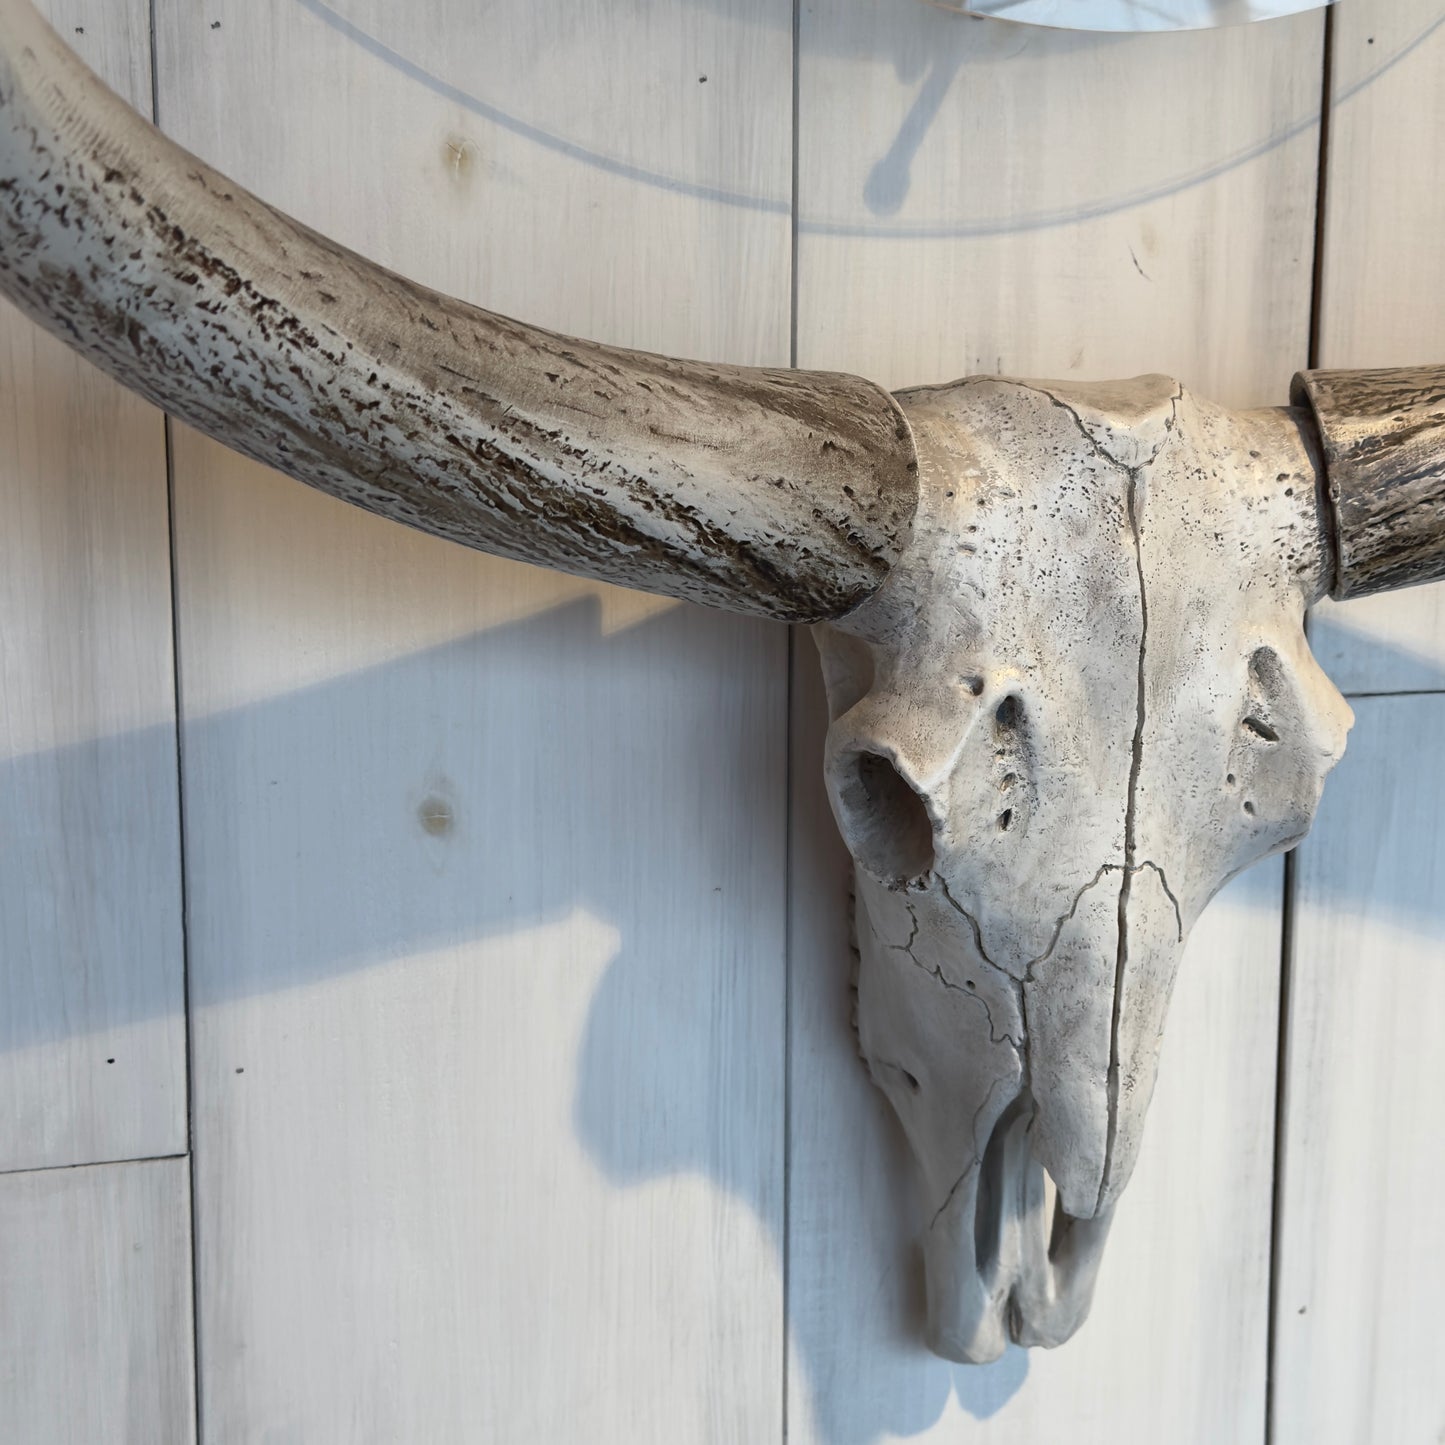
left=829, top=744, right=937, bottom=885
left=921, top=1099, right=1116, bottom=1364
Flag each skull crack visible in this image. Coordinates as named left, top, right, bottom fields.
left=992, top=382, right=1187, bottom=1215
left=888, top=898, right=1021, bottom=1047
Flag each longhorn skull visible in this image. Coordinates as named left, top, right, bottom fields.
left=816, top=375, right=1354, bottom=1359
left=2, top=0, right=1442, bottom=1364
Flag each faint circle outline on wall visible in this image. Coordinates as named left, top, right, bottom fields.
left=294, top=0, right=1442, bottom=240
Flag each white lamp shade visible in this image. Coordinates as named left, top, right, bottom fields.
left=942, top=0, right=1331, bottom=31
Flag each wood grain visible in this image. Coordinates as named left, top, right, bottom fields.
left=159, top=1, right=791, bottom=1438
left=790, top=4, right=1323, bottom=1436
left=1308, top=0, right=1445, bottom=691
left=1272, top=695, right=1445, bottom=1444
left=0, top=1157, right=196, bottom=1444
left=0, top=0, right=185, bottom=1172
left=794, top=2, right=1324, bottom=406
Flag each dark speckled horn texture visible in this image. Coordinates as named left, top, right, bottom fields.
left=0, top=0, right=918, bottom=622
left=1292, top=365, right=1445, bottom=600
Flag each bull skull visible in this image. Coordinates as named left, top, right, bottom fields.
left=3, top=0, right=1443, bottom=1364
left=816, top=377, right=1352, bottom=1359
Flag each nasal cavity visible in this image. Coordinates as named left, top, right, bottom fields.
left=834, top=748, right=936, bottom=886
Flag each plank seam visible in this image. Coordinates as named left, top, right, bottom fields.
left=147, top=6, right=204, bottom=1434
left=1264, top=847, right=1299, bottom=1445
left=167, top=402, right=204, bottom=1445
left=166, top=380, right=205, bottom=1445
left=1269, top=12, right=1336, bottom=1441
left=789, top=0, right=801, bottom=374
left=0, top=1152, right=187, bottom=1180
left=1306, top=3, right=1336, bottom=372
left=783, top=6, right=800, bottom=1440
left=782, top=625, right=796, bottom=1445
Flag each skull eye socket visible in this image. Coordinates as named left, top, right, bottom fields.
left=834, top=748, right=936, bottom=886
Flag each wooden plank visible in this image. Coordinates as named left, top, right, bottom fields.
left=794, top=3, right=1324, bottom=406
left=789, top=642, right=1282, bottom=1443
left=1274, top=10, right=1445, bottom=1436
left=0, top=0, right=185, bottom=1171
left=1311, top=589, right=1445, bottom=695
left=790, top=7, right=1323, bottom=1437
left=0, top=1157, right=195, bottom=1444
left=1271, top=694, right=1445, bottom=1444
left=1308, top=0, right=1445, bottom=694
left=155, top=1, right=791, bottom=1438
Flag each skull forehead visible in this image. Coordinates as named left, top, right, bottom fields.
left=841, top=377, right=1154, bottom=676
left=837, top=375, right=1326, bottom=674
left=823, top=377, right=1349, bottom=883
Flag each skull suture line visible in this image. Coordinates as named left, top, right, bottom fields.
left=816, top=376, right=1352, bottom=1362
left=3, top=0, right=1443, bottom=1369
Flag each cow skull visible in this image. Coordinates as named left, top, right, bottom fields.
left=816, top=376, right=1352, bottom=1359
left=2, top=0, right=1442, bottom=1364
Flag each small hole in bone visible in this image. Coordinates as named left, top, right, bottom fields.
left=1242, top=716, right=1280, bottom=743
left=997, top=809, right=1013, bottom=832
left=963, top=675, right=985, bottom=697
left=1243, top=800, right=1256, bottom=816
left=1000, top=772, right=1017, bottom=790
left=1227, top=773, right=1236, bottom=786
left=994, top=695, right=1023, bottom=732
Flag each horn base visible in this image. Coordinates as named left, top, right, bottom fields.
left=1292, top=365, right=1445, bottom=600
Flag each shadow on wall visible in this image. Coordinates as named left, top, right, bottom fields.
left=1310, top=605, right=1445, bottom=693
left=4, top=593, right=1444, bottom=1439
left=0, top=593, right=1026, bottom=1436
left=3, top=606, right=1439, bottom=1046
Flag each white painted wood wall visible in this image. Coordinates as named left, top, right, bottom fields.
left=1, top=2, right=1440, bottom=1440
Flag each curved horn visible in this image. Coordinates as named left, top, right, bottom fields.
left=1292, top=365, right=1445, bottom=599
left=0, top=0, right=917, bottom=622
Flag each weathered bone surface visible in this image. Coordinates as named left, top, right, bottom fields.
left=3, top=0, right=1445, bottom=1371
left=0, top=0, right=917, bottom=623
left=816, top=377, right=1354, bottom=1361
